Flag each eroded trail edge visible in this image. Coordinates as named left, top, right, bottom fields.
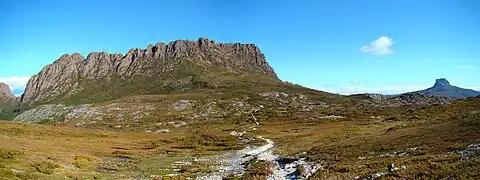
left=197, top=133, right=321, bottom=180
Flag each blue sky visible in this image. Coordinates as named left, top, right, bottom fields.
left=1, top=0, right=479, bottom=96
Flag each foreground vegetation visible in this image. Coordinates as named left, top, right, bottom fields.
left=257, top=98, right=480, bottom=179
left=0, top=120, right=251, bottom=179
left=1, top=90, right=479, bottom=179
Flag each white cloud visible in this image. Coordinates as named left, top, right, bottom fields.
left=466, top=86, right=480, bottom=91
left=360, top=36, right=395, bottom=55
left=0, top=76, right=30, bottom=91
left=349, top=80, right=359, bottom=84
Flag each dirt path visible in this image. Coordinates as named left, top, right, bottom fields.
left=197, top=112, right=320, bottom=179
left=196, top=135, right=320, bottom=180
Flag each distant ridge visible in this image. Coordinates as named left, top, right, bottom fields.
left=413, top=78, right=480, bottom=99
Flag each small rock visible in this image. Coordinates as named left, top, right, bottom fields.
left=11, top=169, right=24, bottom=173
left=230, top=131, right=246, bottom=137
left=155, top=129, right=170, bottom=133
left=319, top=115, right=345, bottom=119
left=171, top=100, right=196, bottom=110
left=408, top=147, right=418, bottom=151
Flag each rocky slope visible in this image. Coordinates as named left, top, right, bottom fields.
left=413, top=78, right=480, bottom=99
left=13, top=89, right=452, bottom=127
left=21, top=37, right=279, bottom=104
left=13, top=90, right=331, bottom=127
left=351, top=92, right=449, bottom=107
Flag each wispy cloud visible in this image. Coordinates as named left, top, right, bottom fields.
left=349, top=80, right=359, bottom=84
left=320, top=85, right=429, bottom=95
left=360, top=36, right=395, bottom=56
left=455, top=65, right=476, bottom=70
left=466, top=86, right=480, bottom=91
left=318, top=84, right=480, bottom=95
left=0, top=76, right=30, bottom=93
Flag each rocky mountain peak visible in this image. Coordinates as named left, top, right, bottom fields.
left=56, top=53, right=84, bottom=64
left=412, top=78, right=480, bottom=99
left=21, top=37, right=279, bottom=104
left=434, top=78, right=450, bottom=87
left=0, top=83, right=15, bottom=99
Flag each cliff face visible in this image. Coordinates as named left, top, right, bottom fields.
left=21, top=37, right=279, bottom=104
left=0, top=83, right=16, bottom=104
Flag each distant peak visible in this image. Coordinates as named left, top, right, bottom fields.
left=0, top=82, right=15, bottom=99
left=434, top=78, right=450, bottom=87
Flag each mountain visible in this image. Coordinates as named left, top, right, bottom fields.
left=20, top=37, right=279, bottom=105
left=5, top=38, right=480, bottom=179
left=0, top=83, right=15, bottom=101
left=0, top=83, right=17, bottom=106
left=414, top=78, right=480, bottom=99
left=0, top=83, right=17, bottom=119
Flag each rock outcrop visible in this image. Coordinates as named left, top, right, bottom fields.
left=13, top=104, right=74, bottom=124
left=390, top=93, right=449, bottom=106
left=353, top=92, right=449, bottom=107
left=13, top=91, right=328, bottom=126
left=21, top=37, right=279, bottom=104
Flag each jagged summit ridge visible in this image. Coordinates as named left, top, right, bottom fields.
left=51, top=37, right=274, bottom=72
left=38, top=37, right=276, bottom=79
left=21, top=37, right=279, bottom=104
